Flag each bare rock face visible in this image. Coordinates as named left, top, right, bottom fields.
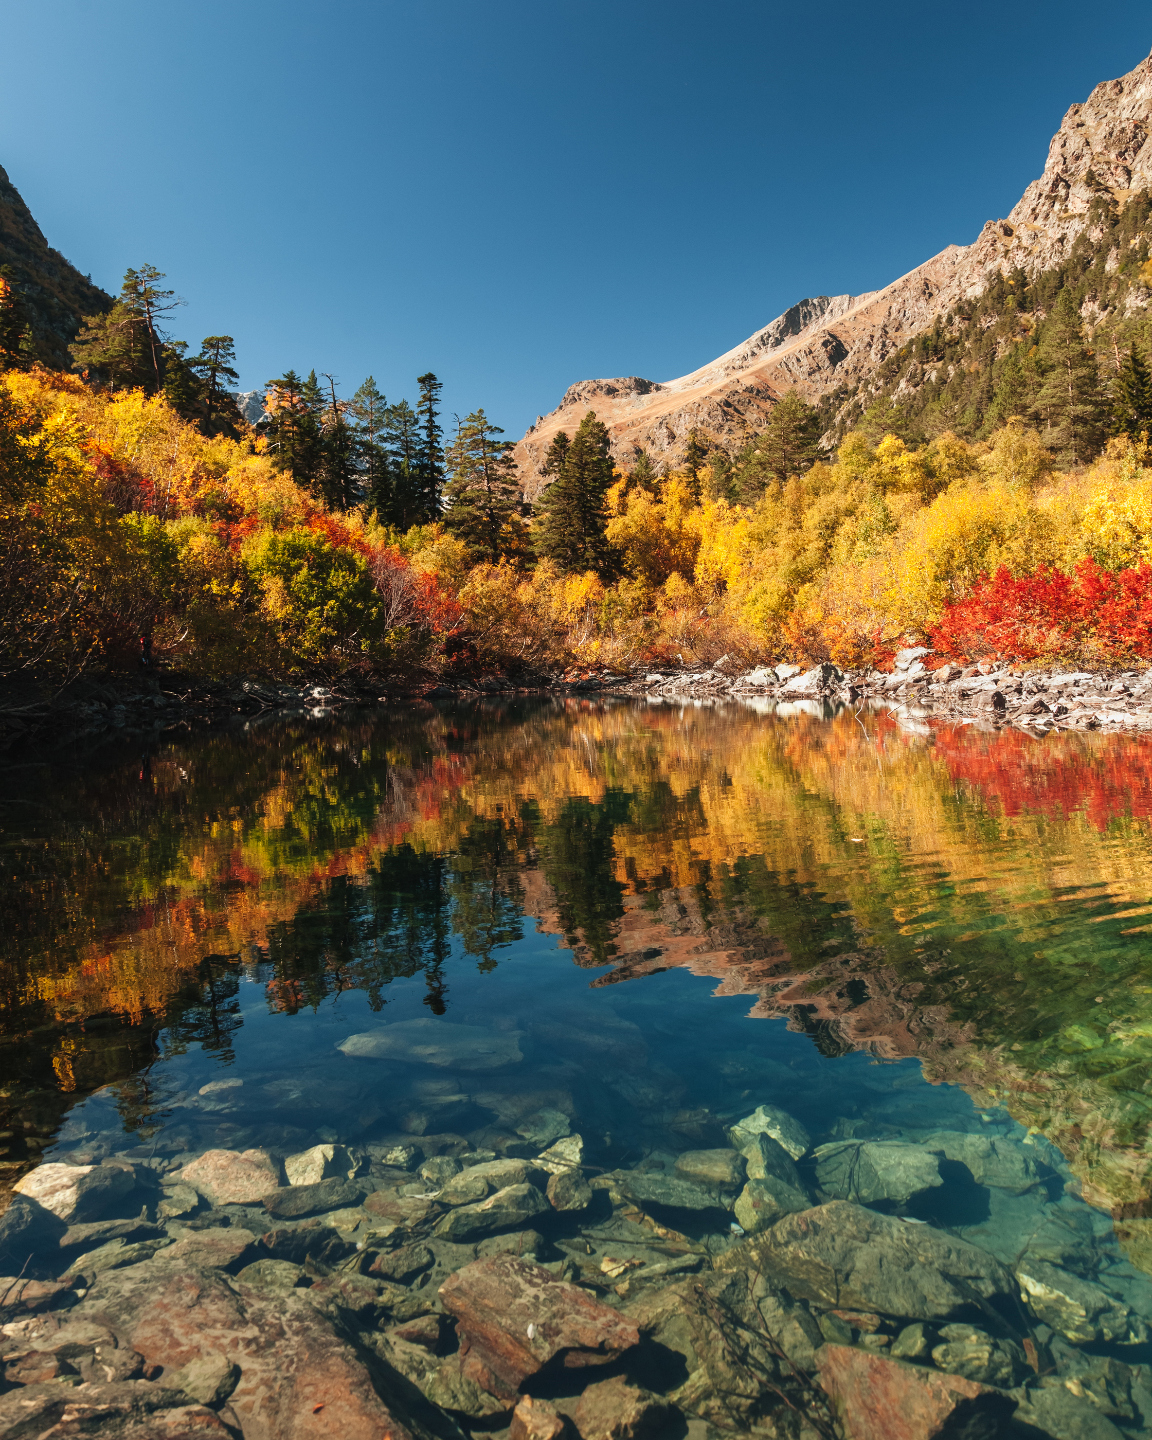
left=513, top=48, right=1152, bottom=485
left=438, top=1255, right=640, bottom=1399
left=816, top=1344, right=1016, bottom=1440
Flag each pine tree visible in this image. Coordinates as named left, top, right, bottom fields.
left=681, top=429, right=709, bottom=498
left=1035, top=290, right=1109, bottom=465
left=703, top=449, right=733, bottom=502
left=71, top=265, right=182, bottom=393
left=319, top=374, right=358, bottom=510
left=384, top=399, right=423, bottom=530
left=0, top=269, right=34, bottom=369
left=443, top=409, right=524, bottom=562
left=351, top=377, right=392, bottom=518
left=189, top=336, right=243, bottom=437
left=1112, top=344, right=1152, bottom=439
left=265, top=369, right=324, bottom=488
left=416, top=371, right=444, bottom=520
left=759, top=392, right=823, bottom=479
left=533, top=410, right=617, bottom=577
left=627, top=447, right=658, bottom=494
left=160, top=341, right=205, bottom=423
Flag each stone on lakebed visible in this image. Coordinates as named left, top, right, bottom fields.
left=177, top=1148, right=280, bottom=1206
left=727, top=1104, right=811, bottom=1160
left=434, top=1183, right=548, bottom=1242
left=337, top=1017, right=523, bottom=1070
left=14, top=1162, right=136, bottom=1224
left=439, top=1254, right=640, bottom=1398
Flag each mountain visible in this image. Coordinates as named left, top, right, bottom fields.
left=514, top=48, right=1152, bottom=489
left=0, top=165, right=112, bottom=369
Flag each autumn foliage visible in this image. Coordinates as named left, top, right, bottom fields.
left=930, top=559, right=1152, bottom=666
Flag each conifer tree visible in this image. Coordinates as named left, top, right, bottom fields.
left=189, top=336, right=243, bottom=437
left=681, top=429, right=709, bottom=497
left=72, top=265, right=182, bottom=393
left=265, top=369, right=324, bottom=488
left=1112, top=344, right=1152, bottom=439
left=443, top=409, right=524, bottom=562
left=384, top=399, right=423, bottom=530
left=627, top=447, right=658, bottom=494
left=160, top=341, right=205, bottom=423
left=1035, top=290, right=1109, bottom=465
left=319, top=374, right=358, bottom=510
left=533, top=410, right=616, bottom=577
left=351, top=377, right=392, bottom=518
left=416, top=371, right=444, bottom=519
left=759, top=392, right=823, bottom=480
left=0, top=269, right=34, bottom=369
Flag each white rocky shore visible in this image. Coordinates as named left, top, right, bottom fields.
left=628, top=649, right=1152, bottom=732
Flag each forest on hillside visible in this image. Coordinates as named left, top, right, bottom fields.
left=6, top=192, right=1152, bottom=690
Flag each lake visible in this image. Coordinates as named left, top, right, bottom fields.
left=2, top=695, right=1152, bottom=1435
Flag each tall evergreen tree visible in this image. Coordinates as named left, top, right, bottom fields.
left=189, top=336, right=243, bottom=437
left=681, top=428, right=709, bottom=497
left=71, top=265, right=182, bottom=393
left=265, top=369, right=324, bottom=488
left=384, top=399, right=423, bottom=530
left=627, top=447, right=658, bottom=494
left=533, top=410, right=617, bottom=577
left=758, top=392, right=822, bottom=480
left=350, top=377, right=392, bottom=518
left=1035, top=290, right=1109, bottom=465
left=443, top=409, right=524, bottom=562
left=1112, top=343, right=1152, bottom=439
left=0, top=269, right=34, bottom=369
left=318, top=374, right=358, bottom=511
left=416, top=371, right=444, bottom=519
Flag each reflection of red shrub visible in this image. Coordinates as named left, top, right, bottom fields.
left=930, top=560, right=1152, bottom=664
left=933, top=725, right=1152, bottom=831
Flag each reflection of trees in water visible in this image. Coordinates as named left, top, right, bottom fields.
left=530, top=793, right=630, bottom=965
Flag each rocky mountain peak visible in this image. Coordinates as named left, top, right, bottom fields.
left=513, top=48, right=1152, bottom=489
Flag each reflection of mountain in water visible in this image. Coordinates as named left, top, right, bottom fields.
left=3, top=700, right=1152, bottom=1262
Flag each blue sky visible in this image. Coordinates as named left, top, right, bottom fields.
left=3, top=2, right=1150, bottom=436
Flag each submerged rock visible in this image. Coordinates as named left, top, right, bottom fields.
left=438, top=1158, right=541, bottom=1205
left=617, top=1171, right=725, bottom=1212
left=439, top=1255, right=640, bottom=1398
left=572, top=1375, right=674, bottom=1440
left=732, top=1175, right=809, bottom=1233
left=931, top=1324, right=1022, bottom=1387
left=433, top=1183, right=548, bottom=1242
left=178, top=1148, right=280, bottom=1206
left=1015, top=1381, right=1129, bottom=1440
left=515, top=1108, right=570, bottom=1146
left=816, top=1343, right=1016, bottom=1440
left=719, top=1202, right=1012, bottom=1319
left=727, top=1104, right=810, bottom=1160
left=338, top=1017, right=523, bottom=1070
left=737, top=1131, right=807, bottom=1188
left=814, top=1140, right=943, bottom=1204
left=510, top=1394, right=566, bottom=1439
left=536, top=1134, right=584, bottom=1174
left=283, top=1143, right=356, bottom=1186
left=546, top=1168, right=592, bottom=1212
left=674, top=1149, right=745, bottom=1188
left=1016, top=1259, right=1146, bottom=1344
left=625, top=1268, right=818, bottom=1428
left=0, top=1382, right=221, bottom=1439
left=262, top=1178, right=366, bottom=1219
left=922, top=1131, right=1044, bottom=1193
left=14, top=1162, right=136, bottom=1224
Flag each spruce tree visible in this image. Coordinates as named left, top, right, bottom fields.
left=265, top=369, right=324, bottom=489
left=1112, top=344, right=1152, bottom=439
left=351, top=377, right=392, bottom=518
left=681, top=429, right=709, bottom=498
left=628, top=447, right=658, bottom=493
left=443, top=409, right=524, bottom=562
left=319, top=374, right=358, bottom=510
left=1035, top=290, right=1109, bottom=465
left=384, top=398, right=423, bottom=530
left=416, top=371, right=444, bottom=519
left=0, top=269, right=34, bottom=369
left=533, top=410, right=616, bottom=577
left=189, top=336, right=243, bottom=437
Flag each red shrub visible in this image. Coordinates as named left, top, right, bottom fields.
left=930, top=560, right=1152, bottom=665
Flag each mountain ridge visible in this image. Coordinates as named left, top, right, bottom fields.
left=513, top=47, right=1152, bottom=490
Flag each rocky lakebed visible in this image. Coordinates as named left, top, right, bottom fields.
left=0, top=1010, right=1150, bottom=1440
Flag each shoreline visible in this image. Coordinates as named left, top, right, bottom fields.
left=5, top=656, right=1152, bottom=751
